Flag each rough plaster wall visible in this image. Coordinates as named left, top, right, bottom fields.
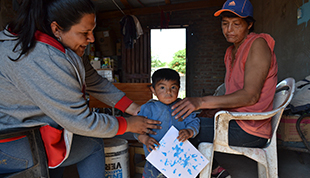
left=252, top=0, right=310, bottom=82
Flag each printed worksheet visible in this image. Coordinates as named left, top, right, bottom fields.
left=146, top=126, right=208, bottom=178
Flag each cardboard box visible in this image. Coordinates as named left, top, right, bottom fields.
left=95, top=30, right=116, bottom=56
left=277, top=114, right=310, bottom=142
left=96, top=69, right=113, bottom=82
left=90, top=60, right=101, bottom=69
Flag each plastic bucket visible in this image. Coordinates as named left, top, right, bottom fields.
left=104, top=138, right=129, bottom=178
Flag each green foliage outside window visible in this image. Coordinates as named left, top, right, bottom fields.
left=168, top=49, right=186, bottom=74
left=151, top=55, right=166, bottom=68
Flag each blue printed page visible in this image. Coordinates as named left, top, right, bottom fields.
left=146, top=126, right=209, bottom=178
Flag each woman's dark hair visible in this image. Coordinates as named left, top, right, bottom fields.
left=7, top=0, right=96, bottom=61
left=151, top=68, right=180, bottom=88
left=220, top=11, right=256, bottom=33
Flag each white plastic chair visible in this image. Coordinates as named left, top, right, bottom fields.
left=198, top=77, right=295, bottom=178
left=213, top=83, right=225, bottom=96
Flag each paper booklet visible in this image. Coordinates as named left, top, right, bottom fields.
left=146, top=126, right=209, bottom=178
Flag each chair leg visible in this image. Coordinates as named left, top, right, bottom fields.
left=265, top=146, right=278, bottom=178
left=129, top=146, right=135, bottom=177
left=267, top=161, right=278, bottom=178
left=198, top=143, right=214, bottom=178
left=257, top=163, right=267, bottom=178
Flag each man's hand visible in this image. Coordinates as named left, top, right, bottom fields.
left=171, top=97, right=203, bottom=120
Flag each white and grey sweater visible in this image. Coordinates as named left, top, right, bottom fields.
left=0, top=30, right=125, bottom=138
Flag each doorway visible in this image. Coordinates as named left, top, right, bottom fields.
left=151, top=28, right=186, bottom=98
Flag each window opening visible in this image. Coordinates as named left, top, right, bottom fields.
left=151, top=28, right=186, bottom=99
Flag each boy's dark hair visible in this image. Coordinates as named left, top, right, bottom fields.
left=151, top=68, right=180, bottom=88
left=220, top=11, right=256, bottom=33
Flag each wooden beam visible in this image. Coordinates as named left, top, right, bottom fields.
left=97, top=0, right=226, bottom=20
left=165, top=0, right=171, bottom=5
left=120, top=0, right=131, bottom=9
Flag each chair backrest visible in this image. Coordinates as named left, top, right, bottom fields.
left=213, top=83, right=226, bottom=96
left=88, top=83, right=152, bottom=109
left=213, top=78, right=295, bottom=138
left=270, top=77, right=295, bottom=137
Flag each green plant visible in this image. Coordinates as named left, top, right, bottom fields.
left=168, top=49, right=186, bottom=74
left=151, top=55, right=166, bottom=68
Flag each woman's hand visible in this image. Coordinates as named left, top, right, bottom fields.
left=177, top=129, right=193, bottom=142
left=171, top=97, right=203, bottom=120
left=125, top=116, right=161, bottom=135
left=138, top=134, right=160, bottom=152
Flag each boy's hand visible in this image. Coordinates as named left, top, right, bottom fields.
left=138, top=134, right=160, bottom=152
left=177, top=129, right=193, bottom=142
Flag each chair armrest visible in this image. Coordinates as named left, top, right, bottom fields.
left=212, top=109, right=282, bottom=149
left=214, top=108, right=282, bottom=122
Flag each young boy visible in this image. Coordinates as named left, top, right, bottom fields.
left=135, top=68, right=200, bottom=178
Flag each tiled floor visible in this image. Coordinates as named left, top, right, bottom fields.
left=63, top=146, right=310, bottom=178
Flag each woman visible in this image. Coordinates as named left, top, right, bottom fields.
left=0, top=0, right=161, bottom=177
left=172, top=0, right=278, bottom=177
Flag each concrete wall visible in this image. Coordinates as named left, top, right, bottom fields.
left=252, top=0, right=310, bottom=82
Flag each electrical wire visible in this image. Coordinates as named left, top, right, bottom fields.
left=295, top=0, right=301, bottom=8
left=296, top=113, right=310, bottom=152
left=136, top=0, right=145, bottom=7
left=112, top=0, right=126, bottom=15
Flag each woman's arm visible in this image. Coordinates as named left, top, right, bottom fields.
left=125, top=102, right=141, bottom=115
left=84, top=57, right=126, bottom=107
left=172, top=38, right=272, bottom=119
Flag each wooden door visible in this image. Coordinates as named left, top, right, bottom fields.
left=121, top=29, right=151, bottom=83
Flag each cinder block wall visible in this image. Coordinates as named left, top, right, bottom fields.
left=98, top=6, right=229, bottom=97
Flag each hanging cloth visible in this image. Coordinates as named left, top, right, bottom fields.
left=131, top=15, right=143, bottom=39
left=288, top=75, right=310, bottom=113
left=120, top=15, right=137, bottom=48
left=160, top=10, right=170, bottom=29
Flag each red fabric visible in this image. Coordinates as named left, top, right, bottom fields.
left=8, top=29, right=65, bottom=53
left=224, top=33, right=278, bottom=139
left=0, top=135, right=26, bottom=143
left=114, top=96, right=133, bottom=113
left=35, top=31, right=65, bottom=53
left=161, top=9, right=164, bottom=29
left=40, top=125, right=67, bottom=167
left=116, top=116, right=127, bottom=135
left=166, top=12, right=170, bottom=28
